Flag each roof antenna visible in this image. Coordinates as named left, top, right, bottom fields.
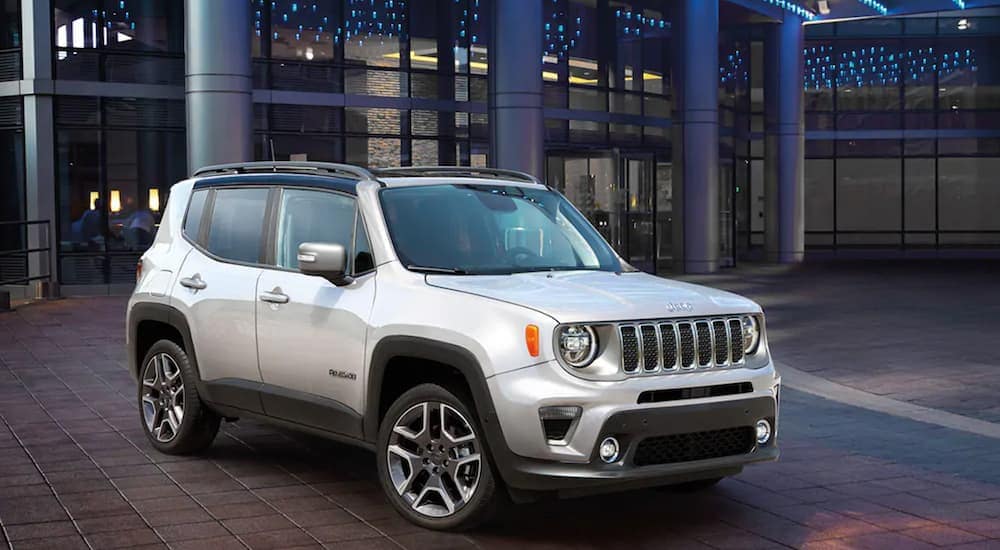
left=269, top=138, right=277, bottom=172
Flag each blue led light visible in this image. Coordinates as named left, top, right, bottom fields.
left=757, top=0, right=816, bottom=21
left=854, top=0, right=888, bottom=16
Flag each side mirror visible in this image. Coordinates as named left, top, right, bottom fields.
left=298, top=242, right=352, bottom=286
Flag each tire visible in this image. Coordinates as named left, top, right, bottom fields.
left=137, top=339, right=220, bottom=454
left=376, top=383, right=502, bottom=530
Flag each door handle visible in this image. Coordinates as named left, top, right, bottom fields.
left=179, top=275, right=206, bottom=290
left=260, top=289, right=289, bottom=304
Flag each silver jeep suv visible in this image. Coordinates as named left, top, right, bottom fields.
left=127, top=162, right=779, bottom=530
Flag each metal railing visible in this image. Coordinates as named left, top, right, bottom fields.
left=0, top=220, right=53, bottom=286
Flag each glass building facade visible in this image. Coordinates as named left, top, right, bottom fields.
left=2, top=0, right=1000, bottom=291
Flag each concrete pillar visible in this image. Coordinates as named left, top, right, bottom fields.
left=488, top=0, right=544, bottom=179
left=672, top=0, right=720, bottom=273
left=21, top=0, right=57, bottom=293
left=764, top=16, right=805, bottom=263
left=185, top=0, right=253, bottom=173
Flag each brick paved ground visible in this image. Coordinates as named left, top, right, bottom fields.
left=0, top=284, right=999, bottom=549
left=683, top=261, right=1000, bottom=423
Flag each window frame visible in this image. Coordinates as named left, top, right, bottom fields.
left=181, top=186, right=276, bottom=268
left=268, top=185, right=377, bottom=278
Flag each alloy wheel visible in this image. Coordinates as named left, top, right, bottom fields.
left=141, top=353, right=185, bottom=443
left=386, top=401, right=482, bottom=518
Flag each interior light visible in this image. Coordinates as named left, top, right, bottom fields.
left=305, top=46, right=314, bottom=60
left=957, top=19, right=969, bottom=30
left=148, top=189, right=160, bottom=212
left=109, top=190, right=122, bottom=213
left=89, top=191, right=99, bottom=210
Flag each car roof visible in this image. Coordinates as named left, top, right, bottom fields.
left=193, top=172, right=358, bottom=195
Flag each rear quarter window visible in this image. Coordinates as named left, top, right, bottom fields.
left=183, top=189, right=209, bottom=242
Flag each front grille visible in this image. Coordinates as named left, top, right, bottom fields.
left=618, top=317, right=747, bottom=375
left=633, top=427, right=756, bottom=466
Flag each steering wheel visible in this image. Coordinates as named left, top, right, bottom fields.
left=507, top=246, right=542, bottom=266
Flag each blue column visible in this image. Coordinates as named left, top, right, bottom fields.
left=673, top=0, right=720, bottom=273
left=764, top=16, right=805, bottom=263
left=185, top=0, right=253, bottom=173
left=488, top=0, right=544, bottom=179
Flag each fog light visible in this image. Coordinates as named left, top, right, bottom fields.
left=755, top=419, right=772, bottom=445
left=599, top=436, right=620, bottom=463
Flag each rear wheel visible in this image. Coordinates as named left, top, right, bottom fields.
left=138, top=340, right=220, bottom=454
left=376, top=383, right=501, bottom=530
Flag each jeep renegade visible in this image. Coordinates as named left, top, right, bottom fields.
left=127, top=162, right=779, bottom=530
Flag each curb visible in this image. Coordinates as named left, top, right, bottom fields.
left=777, top=361, right=1000, bottom=441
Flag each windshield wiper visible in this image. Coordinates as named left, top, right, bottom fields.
left=406, top=265, right=469, bottom=275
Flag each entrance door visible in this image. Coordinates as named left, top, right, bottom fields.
left=621, top=155, right=655, bottom=273
left=546, top=153, right=621, bottom=250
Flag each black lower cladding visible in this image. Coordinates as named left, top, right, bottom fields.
left=633, top=426, right=756, bottom=466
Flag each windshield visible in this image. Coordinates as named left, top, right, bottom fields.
left=380, top=184, right=623, bottom=275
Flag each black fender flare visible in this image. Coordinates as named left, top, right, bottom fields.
left=365, top=336, right=521, bottom=482
left=127, top=302, right=199, bottom=380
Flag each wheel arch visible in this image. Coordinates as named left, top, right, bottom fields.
left=129, top=302, right=199, bottom=381
left=365, top=337, right=504, bottom=444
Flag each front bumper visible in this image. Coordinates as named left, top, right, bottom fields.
left=494, top=396, right=778, bottom=495
left=483, top=360, right=779, bottom=493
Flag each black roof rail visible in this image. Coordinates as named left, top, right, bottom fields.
left=194, top=161, right=378, bottom=181
left=373, top=166, right=543, bottom=185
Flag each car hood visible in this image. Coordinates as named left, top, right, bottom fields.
left=425, top=270, right=761, bottom=323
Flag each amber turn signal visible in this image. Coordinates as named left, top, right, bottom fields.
left=525, top=324, right=540, bottom=357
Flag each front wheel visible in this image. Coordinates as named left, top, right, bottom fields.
left=376, top=384, right=502, bottom=530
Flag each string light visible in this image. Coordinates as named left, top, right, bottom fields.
left=854, top=0, right=888, bottom=16
left=803, top=44, right=976, bottom=90
left=758, top=0, right=817, bottom=21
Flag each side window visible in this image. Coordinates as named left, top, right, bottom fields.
left=205, top=188, right=270, bottom=263
left=183, top=189, right=209, bottom=242
left=353, top=215, right=375, bottom=274
left=276, top=189, right=356, bottom=269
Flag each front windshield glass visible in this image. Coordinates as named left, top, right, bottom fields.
left=380, top=184, right=623, bottom=275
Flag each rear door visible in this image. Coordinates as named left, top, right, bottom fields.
left=171, top=186, right=271, bottom=412
left=254, top=187, right=376, bottom=436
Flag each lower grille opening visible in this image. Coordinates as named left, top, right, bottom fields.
left=542, top=418, right=574, bottom=441
left=632, top=426, right=755, bottom=466
left=637, top=382, right=753, bottom=404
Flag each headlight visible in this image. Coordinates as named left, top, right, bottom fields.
left=742, top=315, right=761, bottom=354
left=557, top=325, right=598, bottom=368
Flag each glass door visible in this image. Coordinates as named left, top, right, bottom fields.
left=546, top=152, right=621, bottom=250
left=621, top=155, right=656, bottom=273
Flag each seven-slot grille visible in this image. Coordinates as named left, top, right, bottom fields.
left=619, top=317, right=747, bottom=374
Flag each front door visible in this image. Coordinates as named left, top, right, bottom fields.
left=255, top=187, right=376, bottom=436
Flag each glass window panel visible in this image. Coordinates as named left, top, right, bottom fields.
left=345, top=137, right=401, bottom=167
left=354, top=214, right=374, bottom=274
left=104, top=130, right=184, bottom=252
left=344, top=67, right=405, bottom=96
left=805, top=159, right=834, bottom=232
left=53, top=0, right=183, bottom=53
left=57, top=129, right=102, bottom=253
left=206, top=188, right=269, bottom=264
left=343, top=2, right=402, bottom=67
left=183, top=189, right=208, bottom=242
left=275, top=189, right=355, bottom=269
left=937, top=35, right=1000, bottom=111
left=412, top=139, right=439, bottom=165
left=566, top=0, right=600, bottom=87
left=569, top=86, right=606, bottom=111
left=904, top=158, right=935, bottom=231
left=268, top=134, right=342, bottom=162
left=938, top=157, right=1000, bottom=232
left=2, top=0, right=20, bottom=50
left=345, top=107, right=401, bottom=135
left=270, top=0, right=339, bottom=62
left=836, top=158, right=902, bottom=232
left=836, top=139, right=901, bottom=157
left=939, top=138, right=1000, bottom=156
left=835, top=40, right=901, bottom=111
left=0, top=126, right=25, bottom=268
left=569, top=120, right=606, bottom=143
